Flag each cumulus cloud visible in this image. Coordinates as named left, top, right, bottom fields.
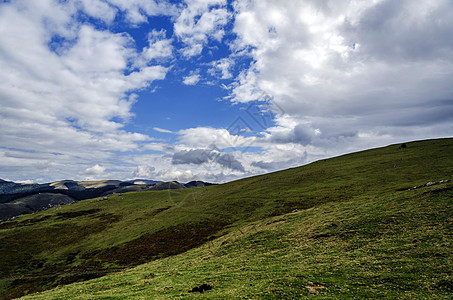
left=134, top=29, right=174, bottom=68
left=133, top=165, right=156, bottom=178
left=209, top=57, right=234, bottom=79
left=177, top=127, right=256, bottom=149
left=265, top=124, right=318, bottom=146
left=159, top=170, right=194, bottom=182
left=174, top=0, right=230, bottom=56
left=79, top=0, right=118, bottom=24
left=172, top=148, right=245, bottom=172
left=84, top=164, right=106, bottom=176
left=172, top=149, right=211, bottom=165
left=228, top=0, right=453, bottom=156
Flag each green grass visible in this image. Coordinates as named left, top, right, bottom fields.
left=1, top=138, right=452, bottom=299
left=19, top=182, right=453, bottom=299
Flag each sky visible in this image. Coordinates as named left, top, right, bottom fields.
left=0, top=0, right=452, bottom=184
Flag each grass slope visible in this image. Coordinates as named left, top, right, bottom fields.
left=1, top=138, right=452, bottom=299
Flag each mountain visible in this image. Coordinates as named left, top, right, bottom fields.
left=0, top=180, right=126, bottom=221
left=1, top=138, right=452, bottom=299
left=0, top=180, right=51, bottom=196
left=183, top=180, right=216, bottom=188
left=0, top=179, right=214, bottom=221
left=48, top=180, right=125, bottom=190
left=125, top=180, right=215, bottom=188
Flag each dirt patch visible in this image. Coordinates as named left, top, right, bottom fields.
left=0, top=213, right=121, bottom=278
left=422, top=186, right=453, bottom=195
left=55, top=209, right=101, bottom=220
left=96, top=212, right=122, bottom=224
left=0, top=215, right=52, bottom=229
left=145, top=206, right=172, bottom=218
left=4, top=272, right=107, bottom=300
left=91, top=220, right=229, bottom=265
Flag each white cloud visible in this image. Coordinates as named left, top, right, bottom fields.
left=174, top=0, right=230, bottom=56
left=84, top=164, right=106, bottom=176
left=177, top=127, right=257, bottom=150
left=0, top=0, right=169, bottom=182
left=105, top=0, right=178, bottom=23
left=144, top=30, right=173, bottom=59
left=228, top=0, right=453, bottom=157
left=182, top=73, right=201, bottom=85
left=209, top=57, right=233, bottom=79
left=80, top=0, right=118, bottom=24
left=227, top=67, right=262, bottom=103
left=153, top=127, right=174, bottom=134
left=133, top=165, right=155, bottom=178
left=62, top=25, right=132, bottom=73
left=134, top=29, right=174, bottom=68
left=161, top=170, right=194, bottom=182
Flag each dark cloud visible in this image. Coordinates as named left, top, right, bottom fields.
left=365, top=102, right=453, bottom=127
left=172, top=149, right=245, bottom=172
left=267, top=124, right=314, bottom=145
left=252, top=155, right=306, bottom=171
left=343, top=0, right=453, bottom=62
left=172, top=149, right=210, bottom=165
left=216, top=152, right=245, bottom=172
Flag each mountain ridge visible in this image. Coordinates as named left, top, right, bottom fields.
left=0, top=179, right=215, bottom=220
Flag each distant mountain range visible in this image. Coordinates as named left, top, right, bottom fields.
left=0, top=179, right=214, bottom=220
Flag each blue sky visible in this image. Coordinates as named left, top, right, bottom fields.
left=1, top=0, right=453, bottom=183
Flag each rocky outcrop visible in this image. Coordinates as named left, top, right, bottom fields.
left=407, top=179, right=451, bottom=191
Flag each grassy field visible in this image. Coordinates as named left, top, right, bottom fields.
left=1, top=138, right=452, bottom=299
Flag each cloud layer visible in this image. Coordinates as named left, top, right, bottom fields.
left=1, top=0, right=452, bottom=183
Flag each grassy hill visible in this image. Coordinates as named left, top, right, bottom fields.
left=1, top=138, right=452, bottom=299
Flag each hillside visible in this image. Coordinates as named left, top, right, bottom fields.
left=0, top=138, right=452, bottom=299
